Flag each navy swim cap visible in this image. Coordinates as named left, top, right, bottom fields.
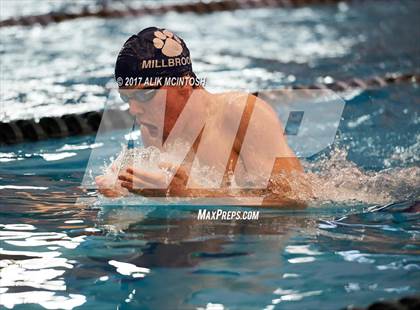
left=115, top=27, right=194, bottom=87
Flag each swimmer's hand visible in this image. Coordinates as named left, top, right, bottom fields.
left=118, top=162, right=194, bottom=197
left=95, top=174, right=129, bottom=198
left=95, top=162, right=129, bottom=198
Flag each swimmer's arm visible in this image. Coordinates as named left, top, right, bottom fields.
left=225, top=95, right=305, bottom=206
left=117, top=162, right=307, bottom=209
left=235, top=96, right=302, bottom=173
left=119, top=165, right=305, bottom=208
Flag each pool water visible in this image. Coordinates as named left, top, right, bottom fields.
left=0, top=1, right=419, bottom=309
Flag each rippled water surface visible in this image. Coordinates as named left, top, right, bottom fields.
left=1, top=0, right=419, bottom=309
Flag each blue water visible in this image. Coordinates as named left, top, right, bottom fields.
left=1, top=1, right=419, bottom=309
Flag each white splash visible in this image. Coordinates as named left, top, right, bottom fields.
left=303, top=146, right=420, bottom=205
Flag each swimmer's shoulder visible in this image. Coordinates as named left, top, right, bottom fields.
left=215, top=91, right=279, bottom=126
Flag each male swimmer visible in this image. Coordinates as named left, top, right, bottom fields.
left=95, top=27, right=309, bottom=206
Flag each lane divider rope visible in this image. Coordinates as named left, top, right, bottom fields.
left=1, top=0, right=373, bottom=28
left=343, top=294, right=420, bottom=310
left=0, top=72, right=418, bottom=145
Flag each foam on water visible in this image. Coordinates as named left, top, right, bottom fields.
left=98, top=141, right=419, bottom=206
left=304, top=146, right=420, bottom=205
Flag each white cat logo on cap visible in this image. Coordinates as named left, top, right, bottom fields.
left=153, top=29, right=183, bottom=57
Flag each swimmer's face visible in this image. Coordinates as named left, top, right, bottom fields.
left=120, top=83, right=192, bottom=144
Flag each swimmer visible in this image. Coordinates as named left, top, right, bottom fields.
left=95, top=27, right=310, bottom=206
